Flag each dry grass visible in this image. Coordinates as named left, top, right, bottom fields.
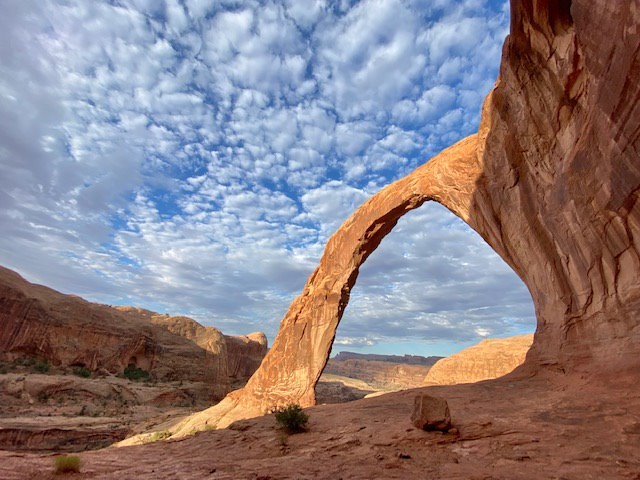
left=54, top=455, right=81, bottom=474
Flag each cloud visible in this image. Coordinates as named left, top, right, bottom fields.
left=0, top=0, right=530, bottom=356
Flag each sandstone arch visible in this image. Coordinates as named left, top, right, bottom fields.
left=170, top=0, right=640, bottom=434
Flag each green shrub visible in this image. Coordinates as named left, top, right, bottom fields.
left=72, top=366, right=91, bottom=378
left=34, top=360, right=50, bottom=373
left=145, top=430, right=172, bottom=443
left=17, top=357, right=36, bottom=367
left=273, top=403, right=309, bottom=433
left=54, top=455, right=81, bottom=474
left=123, top=365, right=150, bottom=381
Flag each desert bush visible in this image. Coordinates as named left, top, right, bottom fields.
left=72, top=366, right=91, bottom=378
left=54, top=455, right=81, bottom=474
left=123, top=365, right=150, bottom=381
left=273, top=403, right=309, bottom=433
left=146, top=430, right=172, bottom=443
left=17, top=357, right=36, bottom=367
left=34, top=360, right=50, bottom=373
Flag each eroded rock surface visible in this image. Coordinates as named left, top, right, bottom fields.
left=0, top=266, right=266, bottom=398
left=423, top=334, right=533, bottom=386
left=154, top=0, right=640, bottom=436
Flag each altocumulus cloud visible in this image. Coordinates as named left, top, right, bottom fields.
left=0, top=0, right=534, bottom=356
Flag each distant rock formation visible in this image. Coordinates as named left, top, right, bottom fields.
left=423, top=334, right=533, bottom=386
left=163, top=0, right=640, bottom=435
left=332, top=351, right=442, bottom=366
left=324, top=355, right=439, bottom=390
left=0, top=266, right=266, bottom=399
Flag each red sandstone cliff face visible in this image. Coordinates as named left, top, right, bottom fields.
left=423, top=334, right=533, bottom=386
left=0, top=266, right=266, bottom=398
left=116, top=307, right=267, bottom=386
left=166, top=0, right=640, bottom=435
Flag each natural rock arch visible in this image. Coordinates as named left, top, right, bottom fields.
left=170, top=0, right=640, bottom=434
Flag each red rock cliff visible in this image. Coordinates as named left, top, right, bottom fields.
left=0, top=266, right=266, bottom=399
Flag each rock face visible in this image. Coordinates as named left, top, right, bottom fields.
left=423, top=334, right=533, bottom=386
left=0, top=266, right=266, bottom=398
left=169, top=0, right=640, bottom=434
left=116, top=307, right=267, bottom=387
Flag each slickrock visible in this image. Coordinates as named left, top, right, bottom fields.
left=423, top=334, right=533, bottom=386
left=167, top=0, right=640, bottom=435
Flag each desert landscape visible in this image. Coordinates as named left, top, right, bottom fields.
left=1, top=0, right=640, bottom=478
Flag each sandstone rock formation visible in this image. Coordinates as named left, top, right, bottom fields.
left=423, top=334, right=533, bottom=386
left=163, top=0, right=640, bottom=435
left=410, top=394, right=451, bottom=432
left=0, top=372, right=213, bottom=452
left=0, top=266, right=266, bottom=398
left=116, top=307, right=267, bottom=387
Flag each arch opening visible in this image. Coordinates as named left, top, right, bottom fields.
left=317, top=202, right=535, bottom=401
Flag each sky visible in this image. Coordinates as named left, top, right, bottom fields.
left=0, top=0, right=535, bottom=357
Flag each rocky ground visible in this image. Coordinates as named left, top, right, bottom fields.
left=0, top=363, right=393, bottom=452
left=2, top=368, right=639, bottom=479
left=0, top=364, right=216, bottom=452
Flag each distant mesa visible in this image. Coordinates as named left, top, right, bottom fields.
left=331, top=351, right=442, bottom=366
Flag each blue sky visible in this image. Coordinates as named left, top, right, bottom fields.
left=0, top=0, right=534, bottom=357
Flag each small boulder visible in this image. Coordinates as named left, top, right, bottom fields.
left=411, top=394, right=451, bottom=431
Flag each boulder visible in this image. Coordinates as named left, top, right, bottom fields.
left=411, top=395, right=452, bottom=432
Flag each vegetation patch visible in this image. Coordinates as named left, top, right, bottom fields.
left=54, top=455, right=81, bottom=474
left=72, top=366, right=91, bottom=378
left=34, top=360, right=50, bottom=373
left=123, top=365, right=150, bottom=381
left=144, top=430, right=172, bottom=443
left=273, top=403, right=309, bottom=433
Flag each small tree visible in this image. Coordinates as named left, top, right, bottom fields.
left=273, top=404, right=309, bottom=433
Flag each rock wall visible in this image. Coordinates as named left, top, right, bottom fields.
left=423, top=334, right=533, bottom=386
left=169, top=0, right=640, bottom=434
left=119, top=308, right=267, bottom=385
left=0, top=266, right=266, bottom=399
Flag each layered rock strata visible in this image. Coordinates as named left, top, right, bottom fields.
left=0, top=266, right=266, bottom=398
left=166, top=0, right=640, bottom=435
